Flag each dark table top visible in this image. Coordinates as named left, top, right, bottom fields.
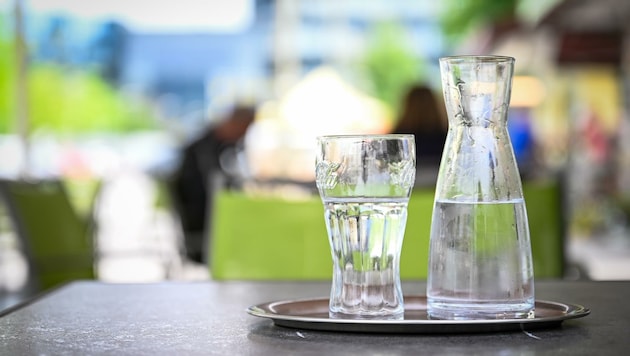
left=0, top=280, right=627, bottom=355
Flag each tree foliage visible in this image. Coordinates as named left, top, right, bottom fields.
left=0, top=14, right=156, bottom=135
left=440, top=0, right=518, bottom=44
left=26, top=65, right=156, bottom=134
left=0, top=17, right=14, bottom=133
left=360, top=22, right=425, bottom=118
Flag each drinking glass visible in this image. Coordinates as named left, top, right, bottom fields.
left=315, top=134, right=415, bottom=319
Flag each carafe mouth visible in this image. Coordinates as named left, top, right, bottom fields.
left=439, top=55, right=515, bottom=64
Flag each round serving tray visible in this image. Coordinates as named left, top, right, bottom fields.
left=247, top=296, right=590, bottom=334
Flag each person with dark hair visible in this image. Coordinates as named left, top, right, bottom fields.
left=171, top=105, right=255, bottom=264
left=392, top=85, right=448, bottom=185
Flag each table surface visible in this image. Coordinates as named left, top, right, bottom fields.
left=0, top=280, right=628, bottom=355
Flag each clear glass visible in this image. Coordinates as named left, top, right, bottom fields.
left=315, top=134, right=416, bottom=319
left=427, top=56, right=535, bottom=320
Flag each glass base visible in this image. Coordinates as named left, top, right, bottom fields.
left=427, top=299, right=535, bottom=320
left=329, top=309, right=404, bottom=320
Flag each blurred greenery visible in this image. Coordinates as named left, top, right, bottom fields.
left=0, top=14, right=157, bottom=135
left=360, top=21, right=424, bottom=119
left=26, top=65, right=157, bottom=133
left=440, top=0, right=518, bottom=43
left=0, top=17, right=13, bottom=133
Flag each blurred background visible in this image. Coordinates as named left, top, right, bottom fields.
left=1, top=0, right=629, bottom=308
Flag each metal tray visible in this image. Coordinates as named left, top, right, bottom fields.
left=247, top=296, right=590, bottom=334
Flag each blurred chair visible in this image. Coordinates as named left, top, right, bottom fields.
left=399, top=190, right=434, bottom=279
left=210, top=180, right=565, bottom=280
left=0, top=179, right=96, bottom=291
left=400, top=180, right=565, bottom=279
left=63, top=178, right=102, bottom=223
left=523, top=179, right=565, bottom=278
left=210, top=191, right=331, bottom=280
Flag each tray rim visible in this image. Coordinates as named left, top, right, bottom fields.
left=246, top=295, right=590, bottom=333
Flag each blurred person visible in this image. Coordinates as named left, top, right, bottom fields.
left=170, top=105, right=255, bottom=264
left=391, top=85, right=448, bottom=186
left=508, top=108, right=538, bottom=179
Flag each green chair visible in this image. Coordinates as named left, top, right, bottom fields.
left=0, top=179, right=96, bottom=291
left=399, top=181, right=565, bottom=279
left=210, top=192, right=331, bottom=280
left=399, top=189, right=434, bottom=279
left=523, top=180, right=565, bottom=278
left=210, top=180, right=564, bottom=280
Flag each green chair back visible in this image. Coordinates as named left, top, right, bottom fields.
left=210, top=180, right=564, bottom=280
left=523, top=181, right=565, bottom=278
left=210, top=192, right=331, bottom=280
left=398, top=182, right=564, bottom=279
left=0, top=179, right=96, bottom=290
left=399, top=190, right=434, bottom=279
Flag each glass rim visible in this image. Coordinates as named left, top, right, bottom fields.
left=317, top=134, right=414, bottom=140
left=439, top=55, right=515, bottom=63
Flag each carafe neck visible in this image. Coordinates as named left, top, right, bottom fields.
left=440, top=56, right=514, bottom=128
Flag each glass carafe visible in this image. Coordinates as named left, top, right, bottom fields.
left=427, top=56, right=535, bottom=320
